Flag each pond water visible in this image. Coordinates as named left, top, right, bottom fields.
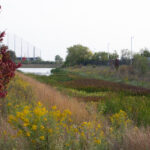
left=17, top=68, right=53, bottom=76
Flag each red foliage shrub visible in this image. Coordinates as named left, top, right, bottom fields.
left=0, top=6, right=22, bottom=98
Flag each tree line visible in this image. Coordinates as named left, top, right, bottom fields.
left=63, top=44, right=150, bottom=68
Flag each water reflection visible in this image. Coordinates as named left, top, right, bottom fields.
left=17, top=68, right=53, bottom=76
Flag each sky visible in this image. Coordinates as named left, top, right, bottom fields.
left=1, top=0, right=150, bottom=60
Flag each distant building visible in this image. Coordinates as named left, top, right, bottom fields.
left=16, top=57, right=39, bottom=61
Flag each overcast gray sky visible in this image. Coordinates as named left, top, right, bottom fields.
left=1, top=0, right=150, bottom=60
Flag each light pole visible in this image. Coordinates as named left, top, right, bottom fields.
left=131, top=36, right=134, bottom=64
left=107, top=43, right=110, bottom=59
left=14, top=34, right=16, bottom=53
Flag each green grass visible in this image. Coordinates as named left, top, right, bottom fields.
left=27, top=68, right=150, bottom=126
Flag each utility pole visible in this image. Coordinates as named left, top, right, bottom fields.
left=21, top=38, right=23, bottom=60
left=40, top=50, right=41, bottom=58
left=107, top=43, right=110, bottom=66
left=14, top=34, right=16, bottom=53
left=33, top=46, right=35, bottom=60
left=7, top=33, right=9, bottom=48
left=131, top=36, right=134, bottom=64
left=27, top=42, right=29, bottom=61
left=107, top=43, right=110, bottom=60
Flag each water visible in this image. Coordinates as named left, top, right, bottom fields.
left=17, top=68, right=53, bottom=76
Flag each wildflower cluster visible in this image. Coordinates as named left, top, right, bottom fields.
left=8, top=102, right=107, bottom=150
left=110, top=110, right=131, bottom=130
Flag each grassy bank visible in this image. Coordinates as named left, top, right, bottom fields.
left=66, top=65, right=150, bottom=89
left=1, top=71, right=150, bottom=149
left=28, top=68, right=150, bottom=126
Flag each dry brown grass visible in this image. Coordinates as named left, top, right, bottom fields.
left=121, top=127, right=150, bottom=150
left=16, top=72, right=94, bottom=123
left=0, top=116, right=27, bottom=150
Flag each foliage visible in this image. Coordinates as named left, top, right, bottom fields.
left=133, top=54, right=149, bottom=74
left=7, top=50, right=17, bottom=62
left=65, top=44, right=93, bottom=66
left=29, top=68, right=150, bottom=126
left=101, top=93, right=150, bottom=126
left=8, top=102, right=108, bottom=150
left=92, top=52, right=109, bottom=65
left=110, top=110, right=131, bottom=130
left=121, top=49, right=131, bottom=64
left=109, top=51, right=119, bottom=60
left=0, top=6, right=22, bottom=98
left=0, top=34, right=21, bottom=98
left=140, top=48, right=150, bottom=57
left=55, top=55, right=63, bottom=64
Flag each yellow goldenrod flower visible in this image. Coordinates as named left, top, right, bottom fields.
left=23, top=123, right=29, bottom=127
left=97, top=124, right=101, bottom=128
left=44, top=118, right=47, bottom=121
left=7, top=103, right=12, bottom=106
left=40, top=125, right=45, bottom=130
left=94, top=138, right=101, bottom=144
left=40, top=136, right=45, bottom=140
left=38, top=101, right=42, bottom=106
left=48, top=128, right=53, bottom=134
left=52, top=106, right=57, bottom=110
left=17, top=130, right=23, bottom=136
left=32, top=125, right=37, bottom=130
left=26, top=132, right=30, bottom=137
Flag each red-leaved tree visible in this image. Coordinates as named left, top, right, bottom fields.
left=0, top=6, right=22, bottom=98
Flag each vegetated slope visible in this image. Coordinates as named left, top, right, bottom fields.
left=16, top=72, right=91, bottom=122
left=26, top=68, right=150, bottom=126
left=7, top=71, right=150, bottom=150
left=65, top=78, right=150, bottom=96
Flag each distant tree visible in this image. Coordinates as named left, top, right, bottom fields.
left=133, top=54, right=149, bottom=74
left=99, top=52, right=109, bottom=62
left=109, top=51, right=119, bottom=60
left=35, top=57, right=42, bottom=63
left=55, top=55, right=63, bottom=64
left=7, top=50, right=16, bottom=62
left=140, top=48, right=150, bottom=57
left=92, top=52, right=101, bottom=63
left=121, top=49, right=131, bottom=64
left=92, top=52, right=109, bottom=64
left=65, top=44, right=93, bottom=66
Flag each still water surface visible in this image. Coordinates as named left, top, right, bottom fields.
left=18, top=68, right=53, bottom=76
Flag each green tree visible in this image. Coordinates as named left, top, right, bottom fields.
left=99, top=52, right=109, bottom=62
left=92, top=52, right=109, bottom=61
left=140, top=48, right=150, bottom=57
left=65, top=44, right=93, bottom=66
left=121, top=49, right=131, bottom=64
left=92, top=52, right=102, bottom=62
left=109, top=51, right=119, bottom=60
left=133, top=54, right=149, bottom=74
left=55, top=55, right=63, bottom=64
left=7, top=50, right=16, bottom=62
left=121, top=49, right=131, bottom=60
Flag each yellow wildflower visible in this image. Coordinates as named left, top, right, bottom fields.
left=26, top=132, right=30, bottom=137
left=97, top=124, right=101, bottom=128
left=94, top=138, right=101, bottom=144
left=52, top=106, right=57, bottom=110
left=38, top=101, right=42, bottom=106
left=44, top=118, right=47, bottom=121
left=40, top=136, right=45, bottom=140
left=7, top=103, right=12, bottom=106
left=48, top=128, right=53, bottom=134
left=40, top=125, right=45, bottom=130
left=32, top=125, right=37, bottom=130
left=23, top=123, right=29, bottom=127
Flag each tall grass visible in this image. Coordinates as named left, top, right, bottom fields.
left=1, top=70, right=150, bottom=149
